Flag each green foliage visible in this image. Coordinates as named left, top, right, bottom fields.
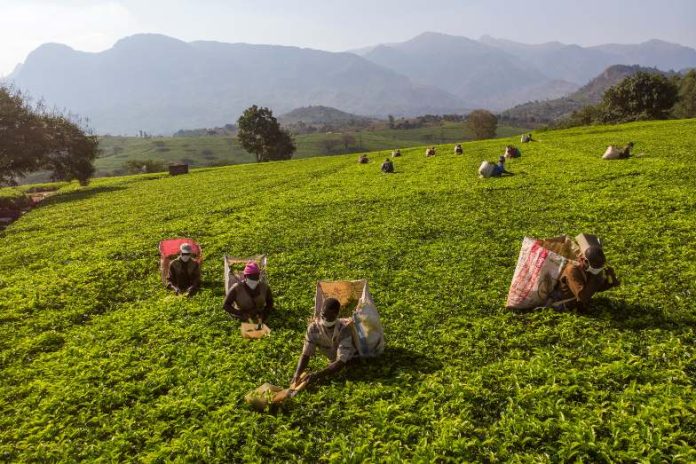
left=0, top=187, right=30, bottom=211
left=237, top=105, right=296, bottom=162
left=602, top=72, right=679, bottom=122
left=673, top=70, right=696, bottom=119
left=466, top=109, right=498, bottom=140
left=1, top=120, right=694, bottom=461
left=0, top=85, right=99, bottom=186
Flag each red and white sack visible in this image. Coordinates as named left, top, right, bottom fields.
left=506, top=237, right=569, bottom=309
left=602, top=146, right=621, bottom=160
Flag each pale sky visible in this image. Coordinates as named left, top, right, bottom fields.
left=1, top=0, right=695, bottom=76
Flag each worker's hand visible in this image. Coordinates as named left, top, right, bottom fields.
left=185, top=286, right=194, bottom=296
left=173, top=287, right=181, bottom=295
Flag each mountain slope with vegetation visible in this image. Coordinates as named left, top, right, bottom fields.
left=499, top=65, right=672, bottom=126
left=1, top=119, right=694, bottom=462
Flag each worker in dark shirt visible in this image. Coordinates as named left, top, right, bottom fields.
left=167, top=243, right=201, bottom=296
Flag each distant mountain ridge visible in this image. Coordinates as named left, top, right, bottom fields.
left=357, top=32, right=696, bottom=110
left=279, top=106, right=375, bottom=126
left=7, top=32, right=696, bottom=134
left=8, top=34, right=466, bottom=134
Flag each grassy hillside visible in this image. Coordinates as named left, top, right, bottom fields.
left=1, top=120, right=695, bottom=462
left=95, top=123, right=527, bottom=176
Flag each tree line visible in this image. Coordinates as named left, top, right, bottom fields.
left=557, top=70, right=696, bottom=128
left=1, top=85, right=98, bottom=186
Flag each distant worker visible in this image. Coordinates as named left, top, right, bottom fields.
left=547, top=246, right=620, bottom=312
left=425, top=147, right=436, bottom=157
left=223, top=261, right=274, bottom=324
left=504, top=145, right=521, bottom=159
left=291, top=297, right=356, bottom=387
left=620, top=142, right=634, bottom=158
left=521, top=133, right=534, bottom=143
left=358, top=154, right=369, bottom=164
left=167, top=243, right=201, bottom=296
left=492, top=155, right=512, bottom=177
left=381, top=158, right=395, bottom=173
left=392, top=149, right=402, bottom=157
left=454, top=144, right=463, bottom=155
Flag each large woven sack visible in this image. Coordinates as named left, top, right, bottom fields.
left=479, top=161, right=496, bottom=178
left=602, top=146, right=621, bottom=160
left=314, top=280, right=385, bottom=357
left=506, top=237, right=576, bottom=309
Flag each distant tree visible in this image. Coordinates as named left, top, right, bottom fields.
left=319, top=138, right=341, bottom=153
left=466, top=109, right=498, bottom=140
left=602, top=72, right=678, bottom=121
left=237, top=105, right=296, bottom=162
left=341, top=133, right=356, bottom=149
left=388, top=114, right=395, bottom=129
left=0, top=85, right=98, bottom=186
left=673, top=70, right=696, bottom=118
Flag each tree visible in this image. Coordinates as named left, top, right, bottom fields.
left=388, top=114, right=395, bottom=129
left=341, top=133, right=356, bottom=150
left=237, top=105, right=296, bottom=162
left=319, top=138, right=341, bottom=153
left=602, top=72, right=678, bottom=121
left=0, top=85, right=98, bottom=186
left=673, top=70, right=696, bottom=119
left=466, top=109, right=498, bottom=140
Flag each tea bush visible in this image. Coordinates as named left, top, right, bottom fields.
left=1, top=120, right=694, bottom=462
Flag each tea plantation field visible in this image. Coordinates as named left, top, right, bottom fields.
left=94, top=122, right=526, bottom=177
left=1, top=120, right=695, bottom=462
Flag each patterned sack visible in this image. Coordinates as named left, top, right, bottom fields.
left=506, top=237, right=573, bottom=310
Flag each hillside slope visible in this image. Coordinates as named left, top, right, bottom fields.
left=500, top=65, right=670, bottom=125
left=1, top=120, right=695, bottom=462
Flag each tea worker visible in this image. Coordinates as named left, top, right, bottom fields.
left=358, top=154, right=369, bottom=164
left=381, top=158, right=395, bottom=173
left=167, top=243, right=201, bottom=296
left=619, top=142, right=634, bottom=158
left=291, top=298, right=356, bottom=386
left=223, top=261, right=274, bottom=323
left=547, top=246, right=620, bottom=312
left=492, top=155, right=512, bottom=177
left=454, top=144, right=463, bottom=154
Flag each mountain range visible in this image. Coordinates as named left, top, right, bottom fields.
left=6, top=32, right=696, bottom=134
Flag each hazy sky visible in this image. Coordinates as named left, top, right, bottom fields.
left=1, top=0, right=695, bottom=76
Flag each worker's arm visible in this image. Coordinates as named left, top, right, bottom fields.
left=166, top=262, right=180, bottom=293
left=308, top=359, right=346, bottom=384
left=566, top=266, right=594, bottom=307
left=597, top=266, right=620, bottom=292
left=189, top=262, right=201, bottom=290
left=222, top=286, right=238, bottom=314
left=261, top=286, right=274, bottom=322
left=291, top=354, right=310, bottom=385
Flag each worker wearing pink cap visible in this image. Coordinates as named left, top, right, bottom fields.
left=222, top=261, right=274, bottom=323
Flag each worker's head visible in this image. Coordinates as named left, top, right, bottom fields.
left=320, top=297, right=341, bottom=327
left=583, top=246, right=606, bottom=275
left=385, top=158, right=390, bottom=162
left=628, top=141, right=635, bottom=147
left=243, top=261, right=261, bottom=288
left=499, top=155, right=506, bottom=163
left=179, top=243, right=193, bottom=262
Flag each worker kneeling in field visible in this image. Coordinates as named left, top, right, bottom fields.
left=454, top=144, right=463, bottom=155
left=223, top=261, right=274, bottom=323
left=291, top=298, right=355, bottom=387
left=381, top=158, right=395, bottom=173
left=548, top=246, right=620, bottom=312
left=167, top=243, right=201, bottom=296
left=492, top=155, right=512, bottom=177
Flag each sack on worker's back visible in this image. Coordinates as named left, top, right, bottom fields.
left=479, top=161, right=496, bottom=178
left=506, top=237, right=577, bottom=310
left=602, top=146, right=621, bottom=160
left=351, top=283, right=384, bottom=357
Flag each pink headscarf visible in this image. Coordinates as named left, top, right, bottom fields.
left=243, top=261, right=260, bottom=276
